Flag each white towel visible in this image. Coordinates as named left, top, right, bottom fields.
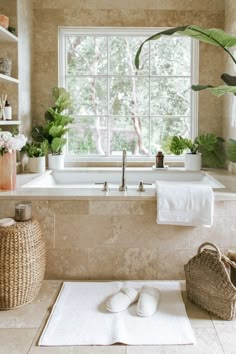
left=156, top=181, right=214, bottom=227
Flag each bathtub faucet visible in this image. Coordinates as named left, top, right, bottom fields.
left=119, top=149, right=127, bottom=191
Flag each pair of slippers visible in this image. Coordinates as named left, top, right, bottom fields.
left=106, top=286, right=160, bottom=317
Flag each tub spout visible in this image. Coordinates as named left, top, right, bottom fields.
left=119, top=149, right=127, bottom=191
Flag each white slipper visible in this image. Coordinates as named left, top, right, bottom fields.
left=106, top=287, right=139, bottom=313
left=136, top=286, right=160, bottom=317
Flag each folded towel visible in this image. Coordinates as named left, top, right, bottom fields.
left=136, top=286, right=161, bottom=317
left=156, top=181, right=214, bottom=227
left=106, top=287, right=139, bottom=313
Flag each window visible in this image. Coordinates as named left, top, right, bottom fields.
left=59, top=28, right=198, bottom=160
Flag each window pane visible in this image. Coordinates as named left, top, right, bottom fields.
left=150, top=37, right=191, bottom=76
left=110, top=116, right=149, bottom=155
left=109, top=36, right=149, bottom=76
left=150, top=117, right=191, bottom=154
left=66, top=35, right=107, bottom=75
left=109, top=77, right=149, bottom=115
left=67, top=117, right=107, bottom=155
left=67, top=76, right=107, bottom=115
left=150, top=78, right=191, bottom=115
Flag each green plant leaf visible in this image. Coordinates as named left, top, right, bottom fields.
left=227, top=138, right=236, bottom=162
left=191, top=84, right=236, bottom=96
left=199, top=137, right=226, bottom=168
left=49, top=125, right=66, bottom=138
left=221, top=73, right=236, bottom=86
left=194, top=133, right=217, bottom=152
left=169, top=135, right=194, bottom=155
left=52, top=87, right=72, bottom=113
left=135, top=25, right=236, bottom=69
left=51, top=137, right=67, bottom=154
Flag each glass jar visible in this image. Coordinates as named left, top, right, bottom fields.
left=0, top=150, right=16, bottom=191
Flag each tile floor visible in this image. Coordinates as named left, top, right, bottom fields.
left=0, top=280, right=235, bottom=354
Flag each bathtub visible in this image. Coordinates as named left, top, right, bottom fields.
left=22, top=168, right=225, bottom=190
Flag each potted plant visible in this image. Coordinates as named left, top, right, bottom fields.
left=169, top=133, right=226, bottom=171
left=32, top=87, right=74, bottom=170
left=227, top=138, right=236, bottom=173
left=24, top=140, right=48, bottom=173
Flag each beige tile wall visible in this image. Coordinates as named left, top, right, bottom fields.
left=32, top=0, right=225, bottom=136
left=0, top=198, right=235, bottom=280
left=224, top=0, right=236, bottom=140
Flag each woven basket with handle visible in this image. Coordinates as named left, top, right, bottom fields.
left=184, top=242, right=236, bottom=320
left=0, top=218, right=45, bottom=310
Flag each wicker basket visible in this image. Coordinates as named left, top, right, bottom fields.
left=184, top=242, right=236, bottom=320
left=0, top=218, right=45, bottom=310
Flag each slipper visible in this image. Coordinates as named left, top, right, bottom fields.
left=136, top=286, right=160, bottom=317
left=106, top=287, right=139, bottom=313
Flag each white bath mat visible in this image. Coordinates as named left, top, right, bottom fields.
left=39, top=281, right=196, bottom=346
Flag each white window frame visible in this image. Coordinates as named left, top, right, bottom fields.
left=58, top=27, right=199, bottom=164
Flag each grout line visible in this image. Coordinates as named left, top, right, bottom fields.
left=210, top=315, right=226, bottom=354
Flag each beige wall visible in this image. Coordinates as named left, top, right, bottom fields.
left=224, top=0, right=236, bottom=140
left=1, top=198, right=235, bottom=280
left=32, top=0, right=225, bottom=136
left=17, top=0, right=33, bottom=136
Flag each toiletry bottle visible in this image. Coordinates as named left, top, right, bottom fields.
left=156, top=151, right=164, bottom=168
left=4, top=100, right=12, bottom=120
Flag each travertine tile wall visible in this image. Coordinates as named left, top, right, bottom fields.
left=0, top=199, right=235, bottom=280
left=32, top=0, right=225, bottom=136
left=224, top=0, right=236, bottom=140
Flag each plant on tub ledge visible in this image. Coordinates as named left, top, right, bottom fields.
left=0, top=130, right=27, bottom=191
left=23, top=140, right=48, bottom=173
left=32, top=87, right=74, bottom=170
left=169, top=133, right=226, bottom=171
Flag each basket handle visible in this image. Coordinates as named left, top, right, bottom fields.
left=197, top=242, right=222, bottom=261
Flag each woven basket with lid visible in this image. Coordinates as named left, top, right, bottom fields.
left=184, top=242, right=236, bottom=320
left=0, top=218, right=45, bottom=310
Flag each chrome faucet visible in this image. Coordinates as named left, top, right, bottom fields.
left=119, top=149, right=127, bottom=191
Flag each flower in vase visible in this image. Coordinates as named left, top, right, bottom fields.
left=0, top=131, right=27, bottom=155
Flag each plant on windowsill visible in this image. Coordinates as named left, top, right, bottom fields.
left=23, top=140, right=48, bottom=173
left=135, top=25, right=236, bottom=169
left=32, top=87, right=74, bottom=170
left=169, top=133, right=226, bottom=171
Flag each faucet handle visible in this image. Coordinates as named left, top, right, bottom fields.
left=95, top=182, right=109, bottom=192
left=137, top=181, right=152, bottom=192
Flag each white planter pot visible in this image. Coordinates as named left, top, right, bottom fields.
left=228, top=161, right=236, bottom=174
left=185, top=153, right=202, bottom=171
left=28, top=156, right=45, bottom=173
left=48, top=154, right=64, bottom=170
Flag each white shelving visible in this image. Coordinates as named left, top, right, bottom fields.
left=0, top=25, right=18, bottom=43
left=0, top=120, right=20, bottom=125
left=0, top=73, right=19, bottom=84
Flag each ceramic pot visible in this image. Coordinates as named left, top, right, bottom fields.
left=0, top=14, right=9, bottom=29
left=28, top=156, right=45, bottom=173
left=48, top=154, right=64, bottom=170
left=0, top=58, right=12, bottom=76
left=185, top=153, right=202, bottom=171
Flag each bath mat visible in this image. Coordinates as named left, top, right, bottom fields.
left=39, top=281, right=196, bottom=346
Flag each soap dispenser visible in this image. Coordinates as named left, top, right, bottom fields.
left=4, top=100, right=12, bottom=120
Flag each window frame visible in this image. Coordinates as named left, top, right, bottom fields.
left=58, top=27, right=199, bottom=164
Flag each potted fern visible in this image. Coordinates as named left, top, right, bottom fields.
left=24, top=140, right=48, bottom=173
left=32, top=87, right=74, bottom=170
left=169, top=133, right=226, bottom=171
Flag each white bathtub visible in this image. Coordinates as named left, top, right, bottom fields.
left=22, top=168, right=225, bottom=190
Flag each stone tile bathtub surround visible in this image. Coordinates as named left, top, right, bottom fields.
left=0, top=198, right=235, bottom=280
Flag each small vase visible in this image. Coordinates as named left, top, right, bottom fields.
left=185, top=153, right=202, bottom=171
left=48, top=154, right=64, bottom=170
left=0, top=150, right=16, bottom=191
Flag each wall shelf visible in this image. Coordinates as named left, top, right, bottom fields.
left=0, top=73, right=19, bottom=84
left=0, top=120, right=20, bottom=125
left=0, top=25, right=18, bottom=43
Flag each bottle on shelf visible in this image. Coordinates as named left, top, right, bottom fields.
left=155, top=151, right=164, bottom=168
left=4, top=100, right=12, bottom=120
